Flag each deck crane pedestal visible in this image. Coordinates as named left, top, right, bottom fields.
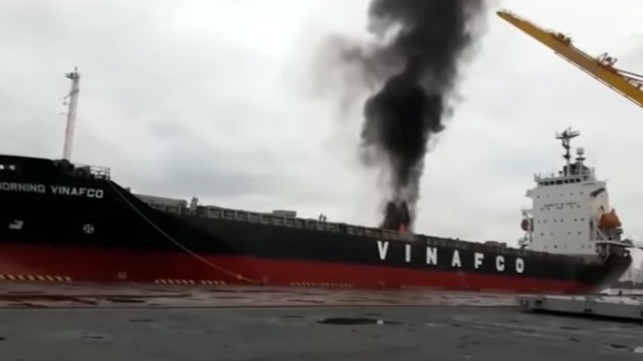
left=496, top=10, right=643, bottom=110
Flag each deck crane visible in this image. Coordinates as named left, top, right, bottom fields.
left=496, top=9, right=643, bottom=110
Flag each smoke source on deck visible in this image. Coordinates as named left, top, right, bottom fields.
left=352, top=0, right=485, bottom=231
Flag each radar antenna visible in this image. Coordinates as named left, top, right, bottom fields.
left=62, top=67, right=80, bottom=161
left=555, top=127, right=580, bottom=175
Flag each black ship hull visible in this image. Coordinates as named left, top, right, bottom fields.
left=0, top=155, right=632, bottom=293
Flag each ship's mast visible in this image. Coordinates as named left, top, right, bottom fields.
left=555, top=127, right=580, bottom=176
left=62, top=67, right=81, bottom=161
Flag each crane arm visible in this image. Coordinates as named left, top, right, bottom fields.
left=497, top=10, right=643, bottom=109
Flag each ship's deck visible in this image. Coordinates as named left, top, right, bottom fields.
left=1, top=283, right=642, bottom=360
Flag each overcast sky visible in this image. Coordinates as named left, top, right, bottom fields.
left=1, top=0, right=642, bottom=256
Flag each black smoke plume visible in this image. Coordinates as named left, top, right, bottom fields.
left=351, top=0, right=485, bottom=231
left=307, top=0, right=485, bottom=231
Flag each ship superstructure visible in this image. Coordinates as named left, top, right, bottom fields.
left=519, top=128, right=631, bottom=260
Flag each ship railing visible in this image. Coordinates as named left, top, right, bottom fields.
left=74, top=163, right=111, bottom=180
left=198, top=206, right=412, bottom=241
left=534, top=172, right=596, bottom=184
left=534, top=172, right=557, bottom=181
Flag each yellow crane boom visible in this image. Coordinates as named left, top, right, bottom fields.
left=497, top=9, right=643, bottom=110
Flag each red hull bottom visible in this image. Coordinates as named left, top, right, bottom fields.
left=0, top=244, right=591, bottom=294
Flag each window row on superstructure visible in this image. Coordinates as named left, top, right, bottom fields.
left=537, top=176, right=589, bottom=187
left=540, top=243, right=592, bottom=250
left=538, top=231, right=583, bottom=236
left=536, top=218, right=586, bottom=223
left=536, top=191, right=585, bottom=198
left=539, top=204, right=581, bottom=211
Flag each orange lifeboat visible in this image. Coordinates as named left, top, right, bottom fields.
left=599, top=209, right=621, bottom=229
left=520, top=218, right=533, bottom=232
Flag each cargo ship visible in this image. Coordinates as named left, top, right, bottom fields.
left=0, top=70, right=633, bottom=293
